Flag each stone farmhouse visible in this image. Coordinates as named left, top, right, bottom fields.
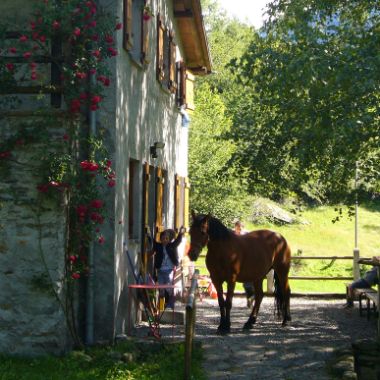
left=0, top=0, right=211, bottom=355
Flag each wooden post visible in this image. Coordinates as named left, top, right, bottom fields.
left=353, top=248, right=360, bottom=281
left=184, top=269, right=199, bottom=380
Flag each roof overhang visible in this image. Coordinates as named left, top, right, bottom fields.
left=173, top=0, right=212, bottom=75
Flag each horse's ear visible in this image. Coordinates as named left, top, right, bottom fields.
left=191, top=209, right=196, bottom=220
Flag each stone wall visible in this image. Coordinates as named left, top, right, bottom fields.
left=0, top=117, right=69, bottom=355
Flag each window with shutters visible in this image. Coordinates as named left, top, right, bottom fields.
left=157, top=15, right=177, bottom=93
left=123, top=0, right=150, bottom=66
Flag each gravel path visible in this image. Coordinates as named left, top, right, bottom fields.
left=193, top=296, right=376, bottom=380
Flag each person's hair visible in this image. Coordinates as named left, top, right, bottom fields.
left=160, top=229, right=175, bottom=240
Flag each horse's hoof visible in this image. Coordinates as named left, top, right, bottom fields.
left=243, top=322, right=253, bottom=330
left=217, top=327, right=230, bottom=335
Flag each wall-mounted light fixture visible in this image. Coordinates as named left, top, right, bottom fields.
left=150, top=141, right=165, bottom=159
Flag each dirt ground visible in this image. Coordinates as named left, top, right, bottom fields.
left=193, top=296, right=377, bottom=379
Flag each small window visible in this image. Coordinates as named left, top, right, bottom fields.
left=124, top=0, right=150, bottom=65
left=157, top=16, right=177, bottom=92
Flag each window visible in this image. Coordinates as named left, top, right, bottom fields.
left=124, top=0, right=150, bottom=65
left=157, top=15, right=177, bottom=92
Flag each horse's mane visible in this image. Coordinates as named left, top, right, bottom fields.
left=195, top=214, right=232, bottom=241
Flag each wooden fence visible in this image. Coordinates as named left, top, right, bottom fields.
left=195, top=254, right=365, bottom=295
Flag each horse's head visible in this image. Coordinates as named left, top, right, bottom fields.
left=188, top=210, right=210, bottom=261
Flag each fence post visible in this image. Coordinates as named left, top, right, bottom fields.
left=353, top=248, right=360, bottom=281
left=184, top=269, right=199, bottom=380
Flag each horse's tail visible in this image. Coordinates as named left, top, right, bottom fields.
left=273, top=271, right=283, bottom=318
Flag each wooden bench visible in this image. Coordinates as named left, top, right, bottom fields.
left=359, top=290, right=378, bottom=320
left=346, top=283, right=378, bottom=319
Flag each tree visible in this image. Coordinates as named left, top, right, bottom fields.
left=229, top=0, right=380, bottom=203
left=188, top=82, right=249, bottom=224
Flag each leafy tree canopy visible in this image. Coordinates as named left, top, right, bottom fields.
left=228, top=0, right=380, bottom=204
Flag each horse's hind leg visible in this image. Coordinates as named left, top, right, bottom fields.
left=273, top=267, right=291, bottom=326
left=243, top=279, right=263, bottom=330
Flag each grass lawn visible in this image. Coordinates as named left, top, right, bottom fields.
left=0, top=341, right=206, bottom=380
left=195, top=201, right=380, bottom=294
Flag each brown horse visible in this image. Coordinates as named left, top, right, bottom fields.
left=188, top=211, right=291, bottom=334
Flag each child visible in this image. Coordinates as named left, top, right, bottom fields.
left=150, top=227, right=185, bottom=309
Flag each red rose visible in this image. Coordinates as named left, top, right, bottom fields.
left=8, top=47, right=17, bottom=54
left=73, top=27, right=81, bottom=37
left=23, top=51, right=32, bottom=59
left=52, top=20, right=60, bottom=30
left=107, top=47, right=118, bottom=56
left=115, top=23, right=122, bottom=30
left=71, top=272, right=81, bottom=280
left=36, top=183, right=49, bottom=193
left=5, top=63, right=14, bottom=72
left=105, top=35, right=113, bottom=44
left=70, top=98, right=81, bottom=113
left=90, top=199, right=104, bottom=208
left=108, top=179, right=116, bottom=188
left=0, top=151, right=11, bottom=158
left=98, top=236, right=105, bottom=244
left=76, top=72, right=87, bottom=80
left=19, top=35, right=28, bottom=42
left=76, top=204, right=88, bottom=217
left=91, top=95, right=101, bottom=104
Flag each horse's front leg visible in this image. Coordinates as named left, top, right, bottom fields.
left=243, top=279, right=263, bottom=330
left=214, top=281, right=228, bottom=334
left=223, top=280, right=236, bottom=333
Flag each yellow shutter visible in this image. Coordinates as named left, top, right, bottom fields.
left=156, top=15, right=165, bottom=83
left=123, top=0, right=133, bottom=51
left=141, top=7, right=150, bottom=64
left=174, top=174, right=181, bottom=231
left=184, top=177, right=190, bottom=230
left=169, top=31, right=177, bottom=93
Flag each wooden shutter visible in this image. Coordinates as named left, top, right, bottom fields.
left=177, top=61, right=186, bottom=106
left=174, top=174, right=181, bottom=231
left=155, top=167, right=164, bottom=240
left=168, top=31, right=177, bottom=93
left=124, top=0, right=133, bottom=51
left=141, top=162, right=150, bottom=275
left=156, top=14, right=165, bottom=83
left=141, top=6, right=150, bottom=64
left=185, top=71, right=195, bottom=110
left=184, top=177, right=190, bottom=231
